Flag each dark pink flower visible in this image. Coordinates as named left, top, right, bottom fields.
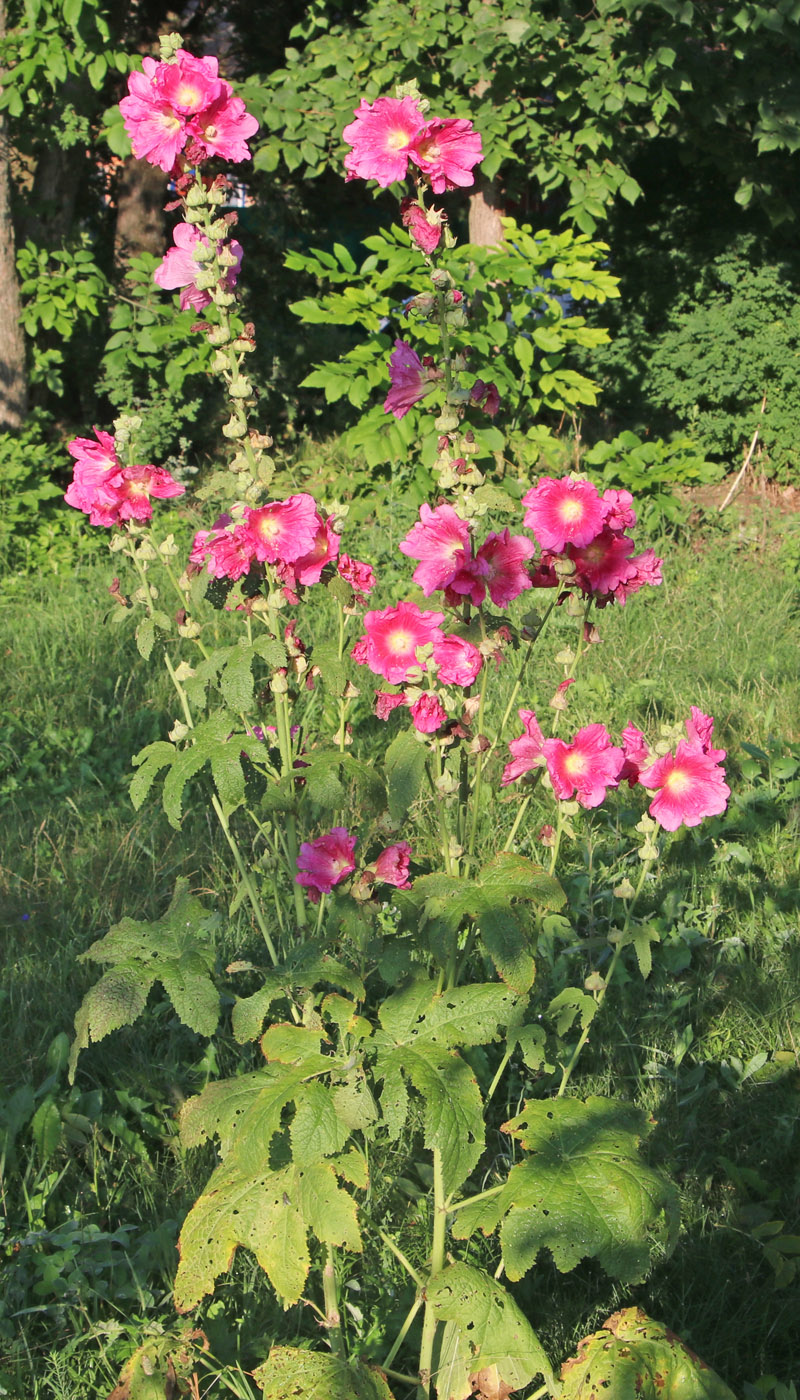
left=409, top=692, right=447, bottom=733
left=432, top=633, right=483, bottom=687
left=543, top=724, right=624, bottom=808
left=684, top=706, right=725, bottom=762
left=120, top=59, right=190, bottom=172
left=108, top=463, right=185, bottom=522
left=384, top=340, right=435, bottom=419
left=362, top=600, right=444, bottom=684
left=343, top=96, right=425, bottom=186
left=443, top=552, right=491, bottom=608
left=399, top=502, right=473, bottom=595
left=618, top=723, right=650, bottom=787
left=154, top=222, right=243, bottom=311
left=568, top=528, right=636, bottom=597
left=409, top=117, right=483, bottom=192
left=350, top=636, right=369, bottom=665
left=470, top=379, right=500, bottom=417
left=611, top=548, right=663, bottom=605
left=639, top=741, right=729, bottom=831
left=338, top=554, right=376, bottom=597
left=67, top=428, right=118, bottom=474
left=400, top=196, right=444, bottom=253
left=476, top=530, right=535, bottom=607
left=190, top=522, right=254, bottom=580
left=522, top=477, right=605, bottom=554
left=501, top=709, right=545, bottom=787
left=65, top=429, right=185, bottom=528
left=375, top=690, right=407, bottom=720
left=374, top=842, right=412, bottom=888
left=290, top=514, right=341, bottom=586
left=188, top=89, right=259, bottom=163
left=245, top=494, right=320, bottom=565
left=296, top=827, right=357, bottom=903
left=601, top=488, right=637, bottom=533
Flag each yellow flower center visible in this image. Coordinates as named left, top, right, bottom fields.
left=386, top=128, right=411, bottom=150
left=177, top=83, right=202, bottom=108
left=388, top=629, right=412, bottom=654
left=559, top=497, right=584, bottom=523
left=664, top=766, right=691, bottom=794
left=257, top=514, right=280, bottom=541
left=563, top=751, right=588, bottom=777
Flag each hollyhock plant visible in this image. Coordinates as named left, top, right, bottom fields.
left=476, top=530, right=535, bottom=607
left=399, top=502, right=473, bottom=595
left=375, top=690, right=408, bottom=720
left=522, top=476, right=605, bottom=554
left=610, top=548, right=663, bottom=605
left=409, top=117, right=483, bottom=192
left=287, top=513, right=341, bottom=588
left=188, top=89, right=260, bottom=163
left=618, top=723, right=650, bottom=787
left=65, top=430, right=185, bottom=528
left=384, top=340, right=436, bottom=419
left=639, top=738, right=729, bottom=831
left=296, top=827, right=357, bottom=902
left=432, top=633, right=483, bottom=687
left=343, top=95, right=425, bottom=186
left=568, top=528, right=637, bottom=597
left=190, top=520, right=254, bottom=580
left=120, top=49, right=258, bottom=172
left=154, top=222, right=243, bottom=311
left=359, top=600, right=444, bottom=684
left=601, top=488, right=637, bottom=533
left=108, top=464, right=185, bottom=523
left=501, top=709, right=545, bottom=787
left=245, top=494, right=321, bottom=565
left=685, top=706, right=726, bottom=762
left=543, top=724, right=624, bottom=808
left=400, top=197, right=444, bottom=254
left=470, top=379, right=500, bottom=417
left=409, top=692, right=448, bottom=733
left=373, top=842, right=413, bottom=889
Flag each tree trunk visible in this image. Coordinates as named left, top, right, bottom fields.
left=468, top=174, right=505, bottom=246
left=113, top=154, right=168, bottom=267
left=0, top=0, right=27, bottom=431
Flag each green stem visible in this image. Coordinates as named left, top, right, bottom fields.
left=322, top=1245, right=344, bottom=1358
left=378, top=1230, right=424, bottom=1288
left=417, top=1149, right=446, bottom=1399
left=383, top=1295, right=424, bottom=1374
left=446, top=1182, right=504, bottom=1216
left=466, top=659, right=490, bottom=859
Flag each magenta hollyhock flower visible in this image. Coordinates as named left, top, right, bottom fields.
left=190, top=522, right=255, bottom=580
left=443, top=552, right=491, bottom=608
left=362, top=600, right=444, bottom=684
left=245, top=494, right=320, bottom=565
left=522, top=477, right=605, bottom=554
left=470, top=379, right=500, bottom=418
left=375, top=690, right=408, bottom=720
left=476, top=530, right=535, bottom=607
left=568, top=528, right=636, bottom=597
left=154, top=222, right=243, bottom=311
left=188, top=89, right=259, bottom=163
left=65, top=429, right=121, bottom=525
left=684, top=706, right=725, bottom=762
left=120, top=63, right=189, bottom=172
left=338, top=554, right=376, bottom=597
left=67, top=427, right=118, bottom=473
left=374, top=842, right=412, bottom=888
left=120, top=50, right=258, bottom=172
left=350, top=636, right=369, bottom=665
left=601, top=488, right=637, bottom=533
left=611, top=548, right=663, bottom=605
left=432, top=633, right=483, bottom=687
left=618, top=723, right=650, bottom=787
left=384, top=340, right=435, bottom=419
left=400, top=196, right=444, bottom=253
left=399, top=502, right=473, bottom=595
left=639, top=741, right=729, bottom=831
left=296, top=827, right=357, bottom=903
left=153, top=49, right=223, bottom=116
left=107, top=463, right=185, bottom=523
left=290, top=514, right=341, bottom=587
left=343, top=95, right=425, bottom=186
left=543, top=724, right=624, bottom=808
left=409, top=692, right=448, bottom=733
left=501, top=709, right=545, bottom=787
left=409, top=117, right=483, bottom=192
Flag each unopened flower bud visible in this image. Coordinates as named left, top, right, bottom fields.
left=222, top=416, right=247, bottom=439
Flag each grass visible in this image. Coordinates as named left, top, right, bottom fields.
left=1, top=503, right=799, bottom=1396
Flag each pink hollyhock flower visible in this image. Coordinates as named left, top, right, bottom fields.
left=65, top=429, right=122, bottom=525
left=245, top=494, right=320, bottom=565
left=191, top=522, right=255, bottom=580
left=522, top=477, right=605, bottom=554
left=120, top=60, right=189, bottom=172
left=685, top=706, right=725, bottom=762
left=374, top=842, right=412, bottom=888
left=476, top=530, right=535, bottom=607
left=108, top=463, right=185, bottom=523
left=543, top=724, right=624, bottom=808
left=611, top=548, right=663, bottom=605
left=400, top=196, right=444, bottom=253
left=338, top=554, right=376, bottom=597
left=618, top=723, right=650, bottom=787
left=409, top=117, right=483, bottom=192
left=154, top=222, right=243, bottom=311
left=501, top=709, right=545, bottom=787
left=384, top=340, right=436, bottom=419
left=601, top=488, right=637, bottom=533
left=188, top=89, right=259, bottom=163
left=153, top=49, right=223, bottom=116
left=432, top=633, right=483, bottom=687
left=409, top=692, right=448, bottom=733
left=289, top=514, right=341, bottom=587
left=470, top=379, right=500, bottom=418
left=343, top=95, right=425, bottom=186
left=568, top=528, right=636, bottom=597
left=375, top=690, right=407, bottom=720
left=362, top=600, right=444, bottom=684
left=350, top=636, right=369, bottom=665
left=399, top=502, right=473, bottom=595
left=67, top=427, right=118, bottom=473
left=296, top=827, right=357, bottom=903
left=639, top=741, right=729, bottom=831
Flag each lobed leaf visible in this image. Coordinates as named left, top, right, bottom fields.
left=427, top=1262, right=554, bottom=1400
left=254, top=1347, right=394, bottom=1400
left=559, top=1307, right=737, bottom=1399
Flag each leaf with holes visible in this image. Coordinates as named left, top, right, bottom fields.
left=451, top=1097, right=678, bottom=1284
left=254, top=1347, right=395, bottom=1399
left=427, top=1263, right=553, bottom=1400
left=559, top=1307, right=737, bottom=1399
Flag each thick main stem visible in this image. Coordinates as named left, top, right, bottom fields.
left=417, top=1149, right=446, bottom=1399
left=322, top=1245, right=344, bottom=1358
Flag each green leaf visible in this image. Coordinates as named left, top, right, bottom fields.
left=32, top=1098, right=63, bottom=1162
left=452, top=1096, right=678, bottom=1284
left=384, top=726, right=427, bottom=822
left=427, top=1262, right=554, bottom=1400
left=477, top=904, right=535, bottom=994
left=478, top=853, right=566, bottom=909
left=559, top=1307, right=737, bottom=1399
left=254, top=1347, right=395, bottom=1400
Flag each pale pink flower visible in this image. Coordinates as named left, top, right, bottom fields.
left=611, top=548, right=663, bottom=605
left=568, top=528, right=636, bottom=597
left=399, top=502, right=472, bottom=595
left=684, top=706, right=725, bottom=762
left=362, top=600, right=444, bottom=684
left=338, top=554, right=376, bottom=597
left=543, top=724, right=624, bottom=808
left=618, top=723, right=650, bottom=787
left=432, top=633, right=483, bottom=687
left=375, top=690, right=407, bottom=720
left=374, top=842, right=412, bottom=888
left=409, top=692, right=447, bottom=733
left=409, top=117, right=483, bottom=192
left=501, top=709, right=545, bottom=787
left=296, top=827, right=357, bottom=903
left=400, top=196, right=444, bottom=253
left=154, top=222, right=243, bottom=311
left=65, top=430, right=121, bottom=525
left=343, top=96, right=425, bottom=186
left=245, top=494, right=320, bottom=565
left=476, top=530, right=534, bottom=607
left=522, top=477, right=605, bottom=553
left=384, top=340, right=435, bottom=419
left=601, top=488, right=637, bottom=532
left=639, top=741, right=729, bottom=831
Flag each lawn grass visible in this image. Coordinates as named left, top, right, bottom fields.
left=1, top=507, right=799, bottom=1396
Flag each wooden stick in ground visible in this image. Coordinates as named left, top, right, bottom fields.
left=719, top=393, right=767, bottom=512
